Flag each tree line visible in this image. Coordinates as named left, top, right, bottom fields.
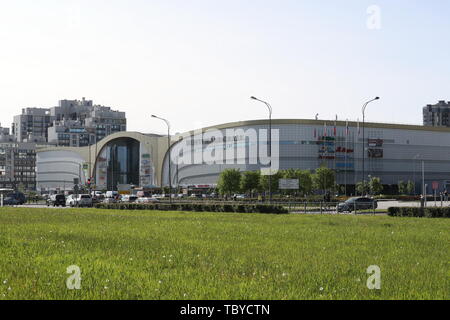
left=217, top=166, right=336, bottom=197
left=217, top=167, right=418, bottom=197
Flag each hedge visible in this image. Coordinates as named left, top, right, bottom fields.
left=388, top=207, right=450, bottom=218
left=95, top=203, right=289, bottom=214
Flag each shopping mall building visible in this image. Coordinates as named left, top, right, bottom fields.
left=36, top=119, right=450, bottom=194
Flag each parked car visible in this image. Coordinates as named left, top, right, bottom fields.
left=136, top=197, right=160, bottom=204
left=336, top=197, right=377, bottom=213
left=66, top=195, right=74, bottom=207
left=2, top=197, right=20, bottom=206
left=6, top=192, right=26, bottom=205
left=91, top=191, right=104, bottom=199
left=47, top=194, right=66, bottom=207
left=120, top=195, right=138, bottom=203
left=66, top=194, right=93, bottom=207
left=105, top=191, right=119, bottom=199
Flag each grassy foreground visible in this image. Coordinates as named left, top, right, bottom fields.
left=0, top=208, right=448, bottom=300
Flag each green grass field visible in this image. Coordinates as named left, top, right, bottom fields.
left=0, top=208, right=448, bottom=300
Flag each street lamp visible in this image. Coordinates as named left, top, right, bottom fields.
left=362, top=97, right=380, bottom=195
left=251, top=96, right=273, bottom=202
left=152, top=115, right=172, bottom=203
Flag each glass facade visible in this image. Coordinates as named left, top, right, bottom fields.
left=95, top=138, right=140, bottom=190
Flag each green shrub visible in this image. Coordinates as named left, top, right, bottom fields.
left=388, top=207, right=450, bottom=218
left=95, top=202, right=288, bottom=214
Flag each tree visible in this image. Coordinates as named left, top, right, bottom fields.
left=259, top=170, right=284, bottom=195
left=406, top=180, right=415, bottom=195
left=398, top=180, right=407, bottom=195
left=217, top=169, right=242, bottom=196
left=240, top=171, right=261, bottom=196
left=356, top=181, right=369, bottom=195
left=369, top=177, right=383, bottom=195
left=297, top=170, right=313, bottom=196
left=312, top=166, right=335, bottom=193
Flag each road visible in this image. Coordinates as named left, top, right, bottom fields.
left=376, top=200, right=450, bottom=209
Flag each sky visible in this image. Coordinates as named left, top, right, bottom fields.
left=0, top=0, right=449, bottom=135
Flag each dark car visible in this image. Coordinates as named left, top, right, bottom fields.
left=47, top=194, right=66, bottom=207
left=337, top=197, right=377, bottom=213
left=3, top=197, right=20, bottom=206
left=6, top=192, right=26, bottom=205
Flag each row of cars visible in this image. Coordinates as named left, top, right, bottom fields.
left=45, top=192, right=378, bottom=212
left=46, top=192, right=161, bottom=207
left=46, top=194, right=94, bottom=207
left=104, top=194, right=160, bottom=204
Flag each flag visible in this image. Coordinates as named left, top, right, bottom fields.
left=324, top=123, right=327, bottom=137
left=357, top=118, right=360, bottom=136
left=346, top=120, right=349, bottom=136
left=314, top=128, right=317, bottom=139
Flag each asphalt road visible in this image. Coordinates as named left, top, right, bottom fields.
left=376, top=200, right=450, bottom=209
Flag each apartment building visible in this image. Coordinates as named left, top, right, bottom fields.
left=47, top=98, right=126, bottom=147
left=12, top=108, right=53, bottom=143
left=12, top=98, right=126, bottom=147
left=0, top=142, right=37, bottom=191
left=423, top=100, right=450, bottom=127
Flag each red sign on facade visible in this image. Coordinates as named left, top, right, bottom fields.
left=432, top=181, right=439, bottom=190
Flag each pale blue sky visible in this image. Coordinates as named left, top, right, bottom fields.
left=0, top=0, right=449, bottom=134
